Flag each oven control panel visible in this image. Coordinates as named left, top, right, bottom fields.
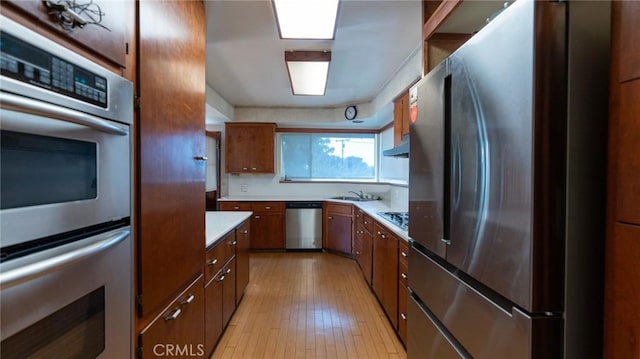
left=0, top=31, right=107, bottom=108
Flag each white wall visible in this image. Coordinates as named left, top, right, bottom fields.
left=378, top=126, right=409, bottom=184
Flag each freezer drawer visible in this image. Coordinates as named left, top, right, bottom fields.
left=409, top=246, right=562, bottom=358
left=408, top=294, right=469, bottom=359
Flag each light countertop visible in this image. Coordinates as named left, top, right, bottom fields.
left=219, top=196, right=410, bottom=242
left=205, top=211, right=252, bottom=248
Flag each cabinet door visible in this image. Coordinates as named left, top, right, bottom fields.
left=398, top=282, right=408, bottom=346
left=250, top=124, right=275, bottom=173
left=3, top=0, right=130, bottom=68
left=362, top=229, right=373, bottom=286
left=139, top=276, right=205, bottom=359
left=326, top=214, right=353, bottom=254
left=225, top=124, right=252, bottom=173
left=373, top=223, right=399, bottom=329
left=251, top=213, right=284, bottom=249
left=221, top=258, right=237, bottom=327
left=137, top=0, right=206, bottom=318
left=204, top=276, right=223, bottom=357
left=236, top=221, right=251, bottom=303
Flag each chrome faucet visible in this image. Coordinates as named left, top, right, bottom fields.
left=348, top=190, right=365, bottom=199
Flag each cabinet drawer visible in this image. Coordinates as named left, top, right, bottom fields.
left=139, top=276, right=205, bottom=359
left=326, top=202, right=353, bottom=216
left=251, top=201, right=284, bottom=212
left=219, top=202, right=251, bottom=211
left=205, top=232, right=236, bottom=284
left=399, top=240, right=409, bottom=268
left=363, top=214, right=375, bottom=234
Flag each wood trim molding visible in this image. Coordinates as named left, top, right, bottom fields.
left=422, top=0, right=464, bottom=42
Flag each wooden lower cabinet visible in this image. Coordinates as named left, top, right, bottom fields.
left=355, top=222, right=373, bottom=286
left=139, top=276, right=205, bottom=358
left=373, top=222, right=399, bottom=329
left=324, top=202, right=353, bottom=255
left=221, top=257, right=237, bottom=327
left=236, top=221, right=251, bottom=303
left=204, top=275, right=223, bottom=357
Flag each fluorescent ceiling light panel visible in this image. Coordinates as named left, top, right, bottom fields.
left=273, top=0, right=339, bottom=39
left=285, top=51, right=331, bottom=96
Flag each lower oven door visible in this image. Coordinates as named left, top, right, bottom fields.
left=0, top=227, right=132, bottom=358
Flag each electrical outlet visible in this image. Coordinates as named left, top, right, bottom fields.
left=241, top=184, right=248, bottom=192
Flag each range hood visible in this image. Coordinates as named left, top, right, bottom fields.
left=383, top=135, right=409, bottom=158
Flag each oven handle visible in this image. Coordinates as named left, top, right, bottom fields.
left=0, top=92, right=129, bottom=136
left=0, top=229, right=130, bottom=289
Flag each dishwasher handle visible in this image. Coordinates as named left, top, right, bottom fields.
left=285, top=201, right=323, bottom=209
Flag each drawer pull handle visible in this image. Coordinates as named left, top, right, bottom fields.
left=165, top=308, right=181, bottom=321
left=328, top=216, right=333, bottom=220
left=219, top=274, right=226, bottom=281
left=265, top=206, right=271, bottom=210
left=194, top=156, right=208, bottom=161
left=241, top=230, right=249, bottom=234
left=364, top=221, right=368, bottom=224
left=228, top=240, right=237, bottom=246
left=207, top=258, right=218, bottom=266
left=233, top=206, right=240, bottom=210
left=401, top=251, right=408, bottom=258
left=254, top=215, right=261, bottom=219
left=180, top=294, right=195, bottom=306
left=401, top=273, right=407, bottom=279
left=400, top=313, right=407, bottom=321
left=226, top=268, right=232, bottom=274
left=242, top=167, right=248, bottom=171
left=251, top=167, right=257, bottom=171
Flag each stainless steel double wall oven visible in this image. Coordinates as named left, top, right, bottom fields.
left=0, top=16, right=133, bottom=358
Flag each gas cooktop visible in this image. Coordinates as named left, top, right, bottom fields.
left=377, top=211, right=408, bottom=231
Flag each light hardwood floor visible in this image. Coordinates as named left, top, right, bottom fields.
left=211, top=252, right=407, bottom=359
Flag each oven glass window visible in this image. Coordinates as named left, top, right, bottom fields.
left=0, top=130, right=97, bottom=209
left=1, top=286, right=105, bottom=358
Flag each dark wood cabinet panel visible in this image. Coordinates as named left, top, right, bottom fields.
left=139, top=276, right=205, bottom=359
left=616, top=1, right=640, bottom=83
left=393, top=90, right=411, bottom=146
left=235, top=221, right=250, bottom=303
left=137, top=0, right=206, bottom=318
left=251, top=212, right=285, bottom=249
left=398, top=282, right=408, bottom=346
left=355, top=223, right=373, bottom=286
left=204, top=276, right=223, bottom=357
left=225, top=123, right=275, bottom=174
left=605, top=223, right=640, bottom=359
left=221, top=257, right=237, bottom=328
left=614, top=79, right=640, bottom=225
left=327, top=214, right=352, bottom=254
left=373, top=222, right=399, bottom=329
left=324, top=202, right=353, bottom=255
left=2, top=0, right=130, bottom=68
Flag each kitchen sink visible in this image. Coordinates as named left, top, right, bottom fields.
left=328, top=196, right=379, bottom=202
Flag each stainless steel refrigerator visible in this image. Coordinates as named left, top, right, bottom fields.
left=407, top=0, right=610, bottom=357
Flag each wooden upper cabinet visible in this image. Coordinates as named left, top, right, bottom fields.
left=137, top=0, right=206, bottom=318
left=393, top=91, right=410, bottom=146
left=2, top=0, right=130, bottom=69
left=225, top=123, right=276, bottom=174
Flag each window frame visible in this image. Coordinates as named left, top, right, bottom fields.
left=278, top=130, right=380, bottom=183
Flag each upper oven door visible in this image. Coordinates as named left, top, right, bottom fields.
left=0, top=100, right=130, bottom=246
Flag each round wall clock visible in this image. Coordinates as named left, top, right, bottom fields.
left=345, top=105, right=357, bottom=120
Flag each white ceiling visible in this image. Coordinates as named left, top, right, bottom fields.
left=204, top=0, right=422, bottom=109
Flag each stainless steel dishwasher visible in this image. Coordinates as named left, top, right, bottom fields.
left=285, top=201, right=323, bottom=250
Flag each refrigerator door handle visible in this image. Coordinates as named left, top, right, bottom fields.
left=443, top=73, right=452, bottom=246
